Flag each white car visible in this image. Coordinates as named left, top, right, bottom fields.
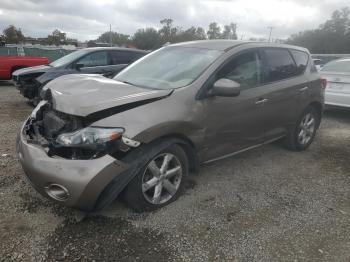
left=321, top=58, right=350, bottom=108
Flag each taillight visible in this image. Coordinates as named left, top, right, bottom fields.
left=321, top=78, right=327, bottom=90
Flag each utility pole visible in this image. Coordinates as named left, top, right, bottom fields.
left=267, top=26, right=274, bottom=42
left=109, top=24, right=112, bottom=47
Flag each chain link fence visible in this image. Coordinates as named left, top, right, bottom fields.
left=0, top=47, right=18, bottom=56
left=23, top=48, right=74, bottom=62
left=0, top=46, right=75, bottom=62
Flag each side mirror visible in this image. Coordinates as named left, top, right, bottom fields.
left=210, top=78, right=241, bottom=97
left=75, top=63, right=84, bottom=71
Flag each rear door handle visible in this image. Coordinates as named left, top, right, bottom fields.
left=299, top=86, right=309, bottom=92
left=255, top=98, right=268, bottom=105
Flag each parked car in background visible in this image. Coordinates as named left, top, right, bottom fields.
left=17, top=40, right=324, bottom=212
left=0, top=56, right=48, bottom=80
left=320, top=58, right=350, bottom=108
left=313, top=58, right=324, bottom=71
left=13, top=47, right=148, bottom=105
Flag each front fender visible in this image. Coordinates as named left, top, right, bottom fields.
left=133, top=120, right=205, bottom=147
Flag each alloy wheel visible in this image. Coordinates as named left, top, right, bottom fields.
left=142, top=153, right=182, bottom=205
left=298, top=113, right=316, bottom=145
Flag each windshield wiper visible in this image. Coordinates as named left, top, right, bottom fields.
left=120, top=80, right=135, bottom=86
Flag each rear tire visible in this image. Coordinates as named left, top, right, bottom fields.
left=122, top=144, right=188, bottom=212
left=284, top=106, right=320, bottom=151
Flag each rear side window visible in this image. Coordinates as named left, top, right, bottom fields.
left=264, top=48, right=297, bottom=82
left=290, top=50, right=309, bottom=75
left=110, top=51, right=143, bottom=65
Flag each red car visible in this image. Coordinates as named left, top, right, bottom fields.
left=0, top=56, right=49, bottom=80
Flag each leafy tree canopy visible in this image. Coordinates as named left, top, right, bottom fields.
left=97, top=31, right=130, bottom=46
left=3, top=25, right=24, bottom=44
left=287, top=7, right=350, bottom=53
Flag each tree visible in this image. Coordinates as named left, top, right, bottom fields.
left=159, top=18, right=178, bottom=43
left=97, top=31, right=130, bottom=46
left=221, top=23, right=237, bottom=39
left=207, top=22, right=221, bottom=39
left=3, top=25, right=25, bottom=44
left=323, top=7, right=350, bottom=35
left=195, top=27, right=207, bottom=40
left=174, top=26, right=207, bottom=42
left=287, top=7, right=350, bottom=53
left=132, top=28, right=162, bottom=50
left=47, top=29, right=67, bottom=46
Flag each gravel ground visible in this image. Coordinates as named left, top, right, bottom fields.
left=0, top=80, right=349, bottom=261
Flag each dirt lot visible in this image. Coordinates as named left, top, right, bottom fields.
left=0, top=80, right=349, bottom=261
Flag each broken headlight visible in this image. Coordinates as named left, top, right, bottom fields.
left=56, top=127, right=124, bottom=150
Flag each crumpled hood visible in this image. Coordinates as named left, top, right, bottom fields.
left=12, top=65, right=52, bottom=76
left=45, top=74, right=173, bottom=117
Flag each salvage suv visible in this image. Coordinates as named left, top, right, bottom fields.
left=17, top=40, right=325, bottom=212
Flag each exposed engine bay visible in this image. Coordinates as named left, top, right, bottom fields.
left=23, top=100, right=133, bottom=160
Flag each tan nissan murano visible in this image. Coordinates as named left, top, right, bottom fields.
left=17, top=40, right=325, bottom=212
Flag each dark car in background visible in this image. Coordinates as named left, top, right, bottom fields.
left=17, top=40, right=324, bottom=212
left=12, top=47, right=148, bottom=105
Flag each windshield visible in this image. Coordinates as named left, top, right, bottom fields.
left=114, top=46, right=223, bottom=89
left=50, top=49, right=90, bottom=67
left=321, top=59, right=350, bottom=73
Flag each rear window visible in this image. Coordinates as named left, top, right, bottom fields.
left=264, top=48, right=297, bottom=82
left=290, top=50, right=309, bottom=75
left=321, top=60, right=350, bottom=73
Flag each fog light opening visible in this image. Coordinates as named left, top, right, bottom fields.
left=45, top=183, right=69, bottom=201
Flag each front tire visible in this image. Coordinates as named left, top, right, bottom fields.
left=122, top=144, right=188, bottom=212
left=285, top=106, right=320, bottom=151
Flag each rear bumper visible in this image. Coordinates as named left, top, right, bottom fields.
left=325, top=91, right=350, bottom=108
left=17, top=128, right=128, bottom=211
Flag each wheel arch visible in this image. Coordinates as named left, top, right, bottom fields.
left=308, top=101, right=323, bottom=128
left=147, top=133, right=200, bottom=174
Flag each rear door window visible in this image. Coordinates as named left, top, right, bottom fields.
left=216, top=50, right=265, bottom=90
left=263, top=48, right=297, bottom=82
left=76, top=51, right=108, bottom=67
left=290, top=50, right=309, bottom=75
left=109, top=51, right=142, bottom=65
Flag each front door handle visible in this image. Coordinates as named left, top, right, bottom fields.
left=255, top=98, right=268, bottom=105
left=299, top=86, right=309, bottom=92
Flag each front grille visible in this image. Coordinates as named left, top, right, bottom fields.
left=12, top=75, right=18, bottom=82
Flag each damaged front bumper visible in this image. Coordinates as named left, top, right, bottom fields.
left=13, top=75, right=42, bottom=99
left=17, top=124, right=129, bottom=211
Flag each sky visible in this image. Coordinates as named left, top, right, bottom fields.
left=0, top=0, right=348, bottom=41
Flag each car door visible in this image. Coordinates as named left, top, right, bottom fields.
left=76, top=51, right=113, bottom=77
left=201, top=49, right=274, bottom=162
left=259, top=48, right=307, bottom=140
